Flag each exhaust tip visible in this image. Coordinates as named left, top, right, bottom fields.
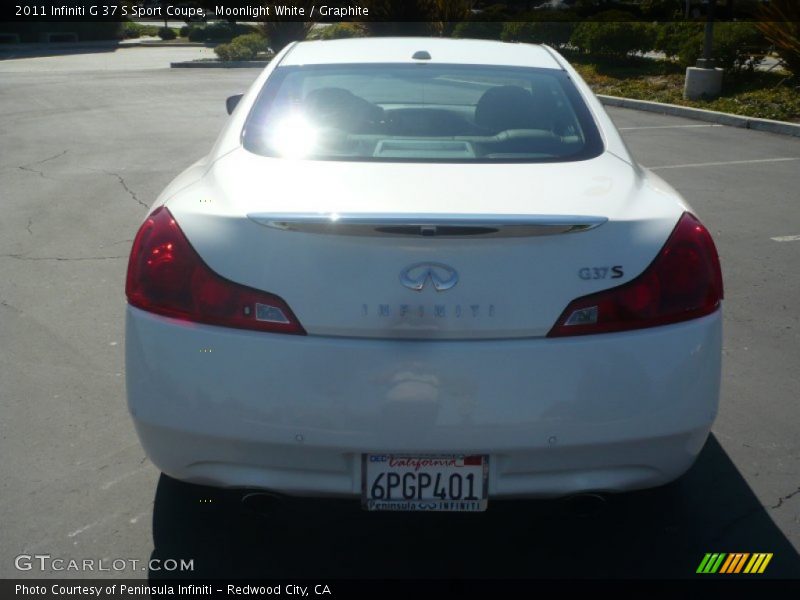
left=561, top=493, right=608, bottom=517
left=240, top=491, right=289, bottom=514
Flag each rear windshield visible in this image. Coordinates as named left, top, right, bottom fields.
left=242, top=63, right=604, bottom=163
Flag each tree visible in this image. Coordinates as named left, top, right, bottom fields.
left=358, top=0, right=465, bottom=37
left=259, top=0, right=314, bottom=51
left=640, top=0, right=684, bottom=20
left=756, top=0, right=800, bottom=76
left=427, top=0, right=474, bottom=37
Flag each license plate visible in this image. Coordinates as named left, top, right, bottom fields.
left=361, top=454, right=489, bottom=512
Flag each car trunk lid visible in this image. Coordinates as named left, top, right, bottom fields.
left=167, top=150, right=681, bottom=339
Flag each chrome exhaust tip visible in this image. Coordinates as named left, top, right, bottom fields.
left=561, top=492, right=608, bottom=517
left=240, top=491, right=289, bottom=514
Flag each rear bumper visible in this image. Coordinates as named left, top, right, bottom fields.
left=126, top=306, right=722, bottom=498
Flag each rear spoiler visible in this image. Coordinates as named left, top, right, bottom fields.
left=246, top=213, right=607, bottom=238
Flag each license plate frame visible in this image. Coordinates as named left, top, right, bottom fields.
left=361, top=454, right=489, bottom=512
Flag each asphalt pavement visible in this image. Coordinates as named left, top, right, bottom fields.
left=0, top=48, right=798, bottom=579
left=0, top=43, right=215, bottom=71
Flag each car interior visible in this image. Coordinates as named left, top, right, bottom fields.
left=251, top=78, right=587, bottom=160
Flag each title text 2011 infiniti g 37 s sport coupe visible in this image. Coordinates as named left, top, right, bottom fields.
left=125, top=38, right=723, bottom=512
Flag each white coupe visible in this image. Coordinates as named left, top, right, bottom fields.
left=125, top=38, right=723, bottom=511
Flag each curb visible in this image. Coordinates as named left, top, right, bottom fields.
left=134, top=41, right=215, bottom=48
left=171, top=60, right=268, bottom=68
left=598, top=94, right=800, bottom=138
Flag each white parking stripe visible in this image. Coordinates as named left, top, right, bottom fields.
left=619, top=124, right=723, bottom=130
left=647, top=157, right=800, bottom=170
left=771, top=235, right=800, bottom=242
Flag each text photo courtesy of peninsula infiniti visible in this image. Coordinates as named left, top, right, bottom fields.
left=125, top=37, right=723, bottom=512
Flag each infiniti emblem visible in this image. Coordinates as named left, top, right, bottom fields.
left=400, top=262, right=459, bottom=292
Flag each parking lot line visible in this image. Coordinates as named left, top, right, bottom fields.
left=647, top=157, right=800, bottom=170
left=619, top=124, right=723, bottom=131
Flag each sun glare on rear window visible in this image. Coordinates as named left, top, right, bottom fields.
left=242, top=64, right=604, bottom=163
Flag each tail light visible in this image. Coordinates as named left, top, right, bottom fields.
left=126, top=207, right=305, bottom=335
left=548, top=212, right=723, bottom=337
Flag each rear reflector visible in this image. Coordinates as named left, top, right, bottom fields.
left=548, top=212, right=723, bottom=337
left=126, top=207, right=305, bottom=335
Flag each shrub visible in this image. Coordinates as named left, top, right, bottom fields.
left=122, top=22, right=160, bottom=39
left=214, top=33, right=269, bottom=62
left=214, top=43, right=242, bottom=62
left=653, top=22, right=703, bottom=60
left=122, top=22, right=142, bottom=39
left=676, top=22, right=770, bottom=74
left=451, top=3, right=510, bottom=40
left=233, top=33, right=268, bottom=55
left=186, top=25, right=204, bottom=42
left=179, top=25, right=190, bottom=38
left=570, top=12, right=657, bottom=59
left=157, top=27, right=177, bottom=41
left=501, top=15, right=577, bottom=49
left=307, top=22, right=366, bottom=40
left=187, top=22, right=255, bottom=43
left=712, top=22, right=770, bottom=73
left=452, top=21, right=505, bottom=40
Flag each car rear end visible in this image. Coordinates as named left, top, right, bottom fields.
left=125, top=39, right=723, bottom=508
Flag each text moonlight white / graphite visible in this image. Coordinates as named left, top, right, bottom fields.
left=214, top=5, right=370, bottom=18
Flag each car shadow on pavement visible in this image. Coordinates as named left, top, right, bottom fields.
left=149, top=434, right=799, bottom=579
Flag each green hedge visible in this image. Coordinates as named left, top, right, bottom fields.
left=570, top=11, right=656, bottom=59
left=214, top=33, right=269, bottom=61
left=187, top=22, right=256, bottom=43
left=451, top=20, right=505, bottom=40
left=499, top=10, right=578, bottom=49
left=449, top=2, right=509, bottom=40
left=122, top=22, right=159, bottom=39
left=501, top=19, right=576, bottom=49
left=307, top=22, right=366, bottom=40
left=653, top=22, right=703, bottom=60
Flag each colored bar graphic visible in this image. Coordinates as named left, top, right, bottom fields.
left=697, top=554, right=713, bottom=574
left=733, top=553, right=750, bottom=573
left=758, top=554, right=773, bottom=573
left=720, top=553, right=737, bottom=573
left=719, top=554, right=736, bottom=573
left=744, top=554, right=760, bottom=573
left=698, top=552, right=773, bottom=574
left=701, top=553, right=720, bottom=573
left=719, top=553, right=738, bottom=573
left=710, top=553, right=726, bottom=573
